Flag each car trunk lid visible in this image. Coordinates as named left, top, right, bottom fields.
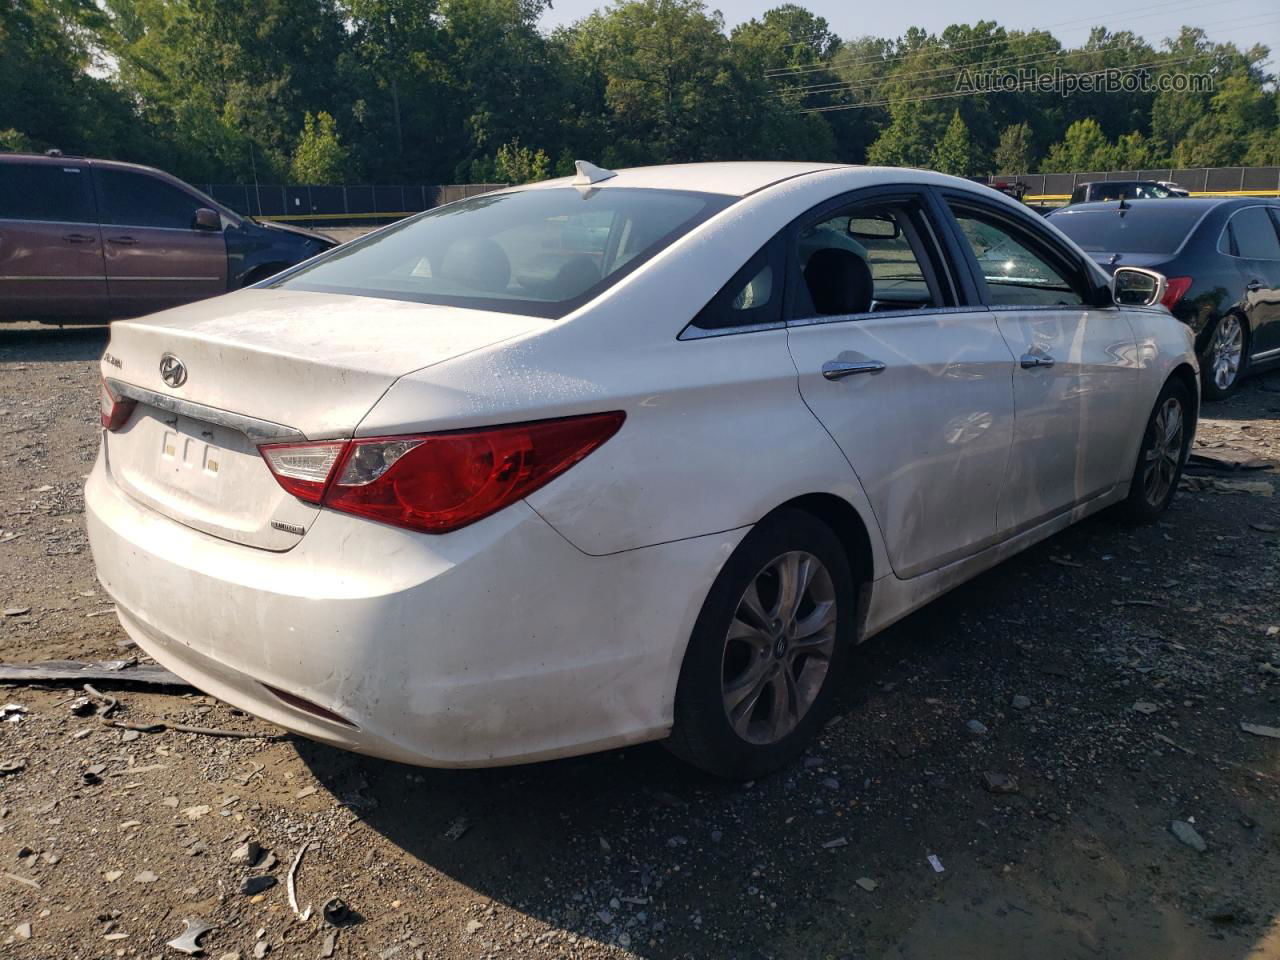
left=100, top=289, right=543, bottom=551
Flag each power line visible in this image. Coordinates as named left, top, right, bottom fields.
left=763, top=0, right=1254, bottom=78
left=773, top=9, right=1279, bottom=101
left=794, top=52, right=1222, bottom=113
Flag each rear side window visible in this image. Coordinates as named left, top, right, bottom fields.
left=278, top=187, right=734, bottom=319
left=949, top=204, right=1087, bottom=307
left=1229, top=207, right=1280, bottom=260
left=96, top=169, right=205, bottom=230
left=0, top=163, right=96, bottom=223
left=691, top=237, right=784, bottom=331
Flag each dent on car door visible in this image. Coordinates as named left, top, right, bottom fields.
left=1229, top=206, right=1280, bottom=359
left=942, top=196, right=1140, bottom=534
left=0, top=161, right=107, bottom=319
left=94, top=167, right=228, bottom=318
left=782, top=189, right=1016, bottom=579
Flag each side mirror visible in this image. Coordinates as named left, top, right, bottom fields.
left=1111, top=266, right=1167, bottom=308
left=193, top=208, right=221, bottom=231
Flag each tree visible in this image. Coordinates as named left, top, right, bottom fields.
left=866, top=104, right=935, bottom=168
left=993, top=123, right=1032, bottom=173
left=1042, top=118, right=1111, bottom=172
left=931, top=110, right=974, bottom=175
left=493, top=138, right=551, bottom=183
left=290, top=112, right=350, bottom=183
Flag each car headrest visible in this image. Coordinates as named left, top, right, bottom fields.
left=439, top=238, right=511, bottom=293
left=804, top=248, right=873, bottom=316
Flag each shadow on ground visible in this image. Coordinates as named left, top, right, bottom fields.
left=0, top=323, right=108, bottom=364
left=297, top=505, right=1280, bottom=959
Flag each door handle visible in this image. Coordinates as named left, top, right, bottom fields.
left=1020, top=353, right=1055, bottom=369
left=107, top=236, right=138, bottom=245
left=1246, top=279, right=1263, bottom=292
left=62, top=233, right=96, bottom=244
left=822, top=359, right=886, bottom=381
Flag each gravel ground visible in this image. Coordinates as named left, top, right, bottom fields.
left=1, top=321, right=1279, bottom=960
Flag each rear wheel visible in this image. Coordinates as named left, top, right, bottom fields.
left=667, top=509, right=855, bottom=779
left=1118, top=377, right=1193, bottom=523
left=1200, top=313, right=1247, bottom=400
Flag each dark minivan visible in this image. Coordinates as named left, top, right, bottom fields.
left=1067, top=180, right=1180, bottom=205
left=0, top=153, right=335, bottom=322
left=1049, top=197, right=1280, bottom=399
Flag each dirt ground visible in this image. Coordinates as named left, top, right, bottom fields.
left=1, top=321, right=1279, bottom=960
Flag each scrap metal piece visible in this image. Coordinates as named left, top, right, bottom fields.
left=0, top=661, right=188, bottom=686
left=286, top=836, right=315, bottom=918
left=165, top=918, right=214, bottom=954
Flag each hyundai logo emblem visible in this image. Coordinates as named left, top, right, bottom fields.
left=159, top=353, right=188, bottom=388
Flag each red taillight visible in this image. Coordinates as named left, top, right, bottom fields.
left=259, top=412, right=625, bottom=534
left=99, top=379, right=136, bottom=431
left=1161, top=276, right=1192, bottom=311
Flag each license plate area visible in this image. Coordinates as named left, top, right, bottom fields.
left=105, top=404, right=318, bottom=551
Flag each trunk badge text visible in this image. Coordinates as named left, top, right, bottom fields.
left=271, top=520, right=307, bottom=536
left=159, top=354, right=188, bottom=388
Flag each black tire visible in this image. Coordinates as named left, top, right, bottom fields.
left=1199, top=313, right=1249, bottom=401
left=1117, top=377, right=1194, bottom=523
left=666, top=508, right=856, bottom=779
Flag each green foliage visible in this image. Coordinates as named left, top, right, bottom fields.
left=493, top=139, right=552, bottom=183
left=290, top=112, right=350, bottom=183
left=3, top=2, right=1278, bottom=184
left=993, top=123, right=1033, bottom=174
left=931, top=111, right=974, bottom=176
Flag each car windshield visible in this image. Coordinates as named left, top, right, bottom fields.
left=275, top=187, right=735, bottom=318
left=1049, top=206, right=1208, bottom=254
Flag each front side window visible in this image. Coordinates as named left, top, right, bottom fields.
left=791, top=200, right=943, bottom=318
left=0, top=163, right=95, bottom=223
left=96, top=169, right=206, bottom=230
left=279, top=187, right=734, bottom=319
left=1229, top=207, right=1280, bottom=260
left=949, top=204, right=1086, bottom=307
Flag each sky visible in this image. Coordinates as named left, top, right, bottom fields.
left=538, top=0, right=1280, bottom=75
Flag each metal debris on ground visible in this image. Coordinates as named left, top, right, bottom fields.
left=0, top=660, right=189, bottom=685
left=1240, top=722, right=1280, bottom=739
left=926, top=854, right=945, bottom=873
left=322, top=898, right=353, bottom=927
left=166, top=917, right=215, bottom=956
left=286, top=836, right=316, bottom=919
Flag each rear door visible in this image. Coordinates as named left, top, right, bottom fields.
left=940, top=193, right=1139, bottom=535
left=783, top=186, right=1016, bottom=578
left=0, top=159, right=107, bottom=318
left=1226, top=206, right=1280, bottom=358
left=94, top=165, right=227, bottom=318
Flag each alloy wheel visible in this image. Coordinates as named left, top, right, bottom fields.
left=721, top=551, right=837, bottom=745
left=1143, top=396, right=1184, bottom=507
left=1211, top=315, right=1244, bottom=391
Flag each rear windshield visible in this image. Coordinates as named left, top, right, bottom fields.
left=275, top=187, right=735, bottom=318
left=1049, top=205, right=1208, bottom=255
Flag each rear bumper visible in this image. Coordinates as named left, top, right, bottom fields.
left=85, top=448, right=743, bottom=767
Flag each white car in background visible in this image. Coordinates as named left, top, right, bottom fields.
left=87, top=161, right=1197, bottom=778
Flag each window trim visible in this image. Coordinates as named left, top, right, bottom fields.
left=939, top=191, right=1100, bottom=311
left=1217, top=204, right=1280, bottom=262
left=782, top=185, right=959, bottom=326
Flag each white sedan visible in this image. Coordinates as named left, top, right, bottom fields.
left=86, top=162, right=1197, bottom=778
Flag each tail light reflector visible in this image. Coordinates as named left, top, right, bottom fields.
left=100, top=379, right=136, bottom=431
left=259, top=412, right=625, bottom=533
left=260, top=441, right=346, bottom=503
left=1161, top=276, right=1192, bottom=310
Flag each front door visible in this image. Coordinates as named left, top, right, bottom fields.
left=93, top=166, right=227, bottom=318
left=784, top=190, right=1016, bottom=578
left=0, top=160, right=107, bottom=319
left=941, top=196, right=1139, bottom=535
